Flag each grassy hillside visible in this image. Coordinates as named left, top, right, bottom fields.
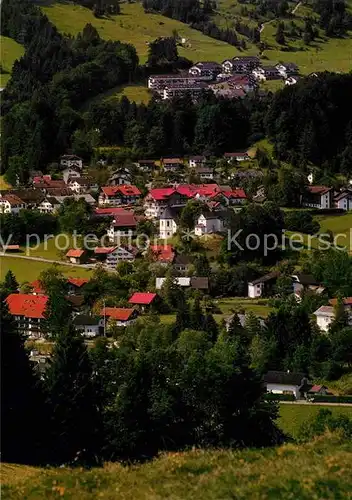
left=0, top=36, right=24, bottom=87
left=42, top=2, right=242, bottom=63
left=2, top=434, right=351, bottom=499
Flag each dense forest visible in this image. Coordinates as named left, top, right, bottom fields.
left=1, top=0, right=138, bottom=179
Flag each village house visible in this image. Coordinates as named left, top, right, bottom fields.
left=101, top=307, right=138, bottom=328
left=107, top=211, right=139, bottom=241
left=6, top=293, right=48, bottom=338
left=302, top=186, right=333, bottom=209
left=313, top=306, right=336, bottom=333
left=33, top=175, right=52, bottom=185
left=162, top=158, right=184, bottom=171
left=94, top=246, right=136, bottom=267
left=63, top=166, right=81, bottom=184
left=148, top=74, right=204, bottom=93
left=73, top=314, right=103, bottom=337
left=148, top=244, right=175, bottom=265
left=189, top=156, right=206, bottom=169
left=60, top=154, right=83, bottom=170
left=248, top=271, right=281, bottom=298
left=173, top=254, right=192, bottom=273
left=34, top=179, right=67, bottom=192
left=37, top=196, right=61, bottom=214
left=291, top=273, right=325, bottom=301
left=7, top=189, right=44, bottom=209
left=0, top=194, right=26, bottom=214
left=144, top=188, right=184, bottom=219
left=108, top=168, right=132, bottom=186
left=65, top=249, right=87, bottom=265
left=334, top=191, right=352, bottom=210
left=159, top=207, right=180, bottom=239
left=68, top=177, right=91, bottom=194
left=156, top=276, right=209, bottom=291
left=224, top=152, right=250, bottom=163
left=98, top=185, right=141, bottom=206
left=136, top=159, right=156, bottom=171
left=263, top=371, right=310, bottom=400
left=188, top=61, right=222, bottom=80
left=128, top=292, right=158, bottom=311
left=195, top=166, right=214, bottom=180
left=194, top=211, right=225, bottom=236
left=66, top=277, right=89, bottom=295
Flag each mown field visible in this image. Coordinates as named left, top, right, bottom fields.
left=0, top=35, right=24, bottom=87
left=0, top=256, right=93, bottom=283
left=2, top=433, right=351, bottom=499
left=42, top=2, right=240, bottom=63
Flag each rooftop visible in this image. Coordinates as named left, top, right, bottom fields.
left=6, top=293, right=48, bottom=319
left=129, top=292, right=157, bottom=305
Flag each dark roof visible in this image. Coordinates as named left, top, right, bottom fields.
left=194, top=61, right=221, bottom=70
left=263, top=371, right=307, bottom=386
left=159, top=207, right=182, bottom=220
left=173, top=254, right=192, bottom=266
left=196, top=166, right=214, bottom=173
left=293, top=273, right=320, bottom=286
left=73, top=314, right=100, bottom=326
left=249, top=271, right=280, bottom=286
left=190, top=277, right=209, bottom=289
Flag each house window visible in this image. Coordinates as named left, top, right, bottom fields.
left=166, top=220, right=170, bottom=227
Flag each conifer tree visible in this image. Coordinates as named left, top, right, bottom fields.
left=173, top=290, right=190, bottom=337
left=2, top=270, right=19, bottom=295
left=202, top=312, right=218, bottom=342
left=190, top=294, right=204, bottom=330
left=44, top=324, right=101, bottom=465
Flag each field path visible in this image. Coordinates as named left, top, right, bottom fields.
left=0, top=253, right=95, bottom=269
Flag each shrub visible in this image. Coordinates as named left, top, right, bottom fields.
left=264, top=393, right=296, bottom=401
left=299, top=408, right=352, bottom=442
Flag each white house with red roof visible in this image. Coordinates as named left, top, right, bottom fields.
left=98, top=185, right=141, bottom=206
left=6, top=293, right=48, bottom=337
left=0, top=194, right=26, bottom=214
left=100, top=307, right=138, bottom=328
left=302, top=186, right=333, bottom=209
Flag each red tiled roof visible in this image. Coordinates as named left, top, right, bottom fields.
left=33, top=175, right=52, bottom=184
left=67, top=277, right=89, bottom=287
left=150, top=245, right=175, bottom=263
left=94, top=246, right=117, bottom=255
left=2, top=245, right=20, bottom=251
left=101, top=307, right=135, bottom=321
left=163, top=158, right=182, bottom=164
left=113, top=212, right=138, bottom=227
left=148, top=188, right=176, bottom=201
left=101, top=185, right=141, bottom=197
left=95, top=207, right=133, bottom=216
left=308, top=185, right=332, bottom=195
left=309, top=385, right=325, bottom=393
left=223, top=188, right=247, bottom=199
left=66, top=249, right=85, bottom=258
left=1, top=194, right=24, bottom=205
left=129, top=292, right=157, bottom=305
left=29, top=280, right=45, bottom=294
left=329, top=297, right=352, bottom=306
left=6, top=293, right=48, bottom=319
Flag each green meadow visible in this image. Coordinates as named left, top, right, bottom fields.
left=0, top=35, right=24, bottom=87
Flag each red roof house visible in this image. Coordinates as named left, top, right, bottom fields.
left=149, top=245, right=175, bottom=264
left=6, top=293, right=48, bottom=336
left=129, top=292, right=157, bottom=306
left=101, top=307, right=137, bottom=324
left=99, top=185, right=141, bottom=206
left=65, top=248, right=86, bottom=264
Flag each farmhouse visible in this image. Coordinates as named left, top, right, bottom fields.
left=60, top=154, right=83, bottom=170
left=37, top=196, right=61, bottom=214
left=94, top=246, right=136, bottom=267
left=248, top=271, right=281, bottom=298
left=101, top=307, right=138, bottom=327
left=263, top=371, right=309, bottom=400
left=107, top=211, right=139, bottom=241
left=65, top=249, right=86, bottom=265
left=195, top=166, right=214, bottom=180
left=224, top=152, right=250, bottom=162
left=68, top=177, right=92, bottom=194
left=162, top=158, right=184, bottom=171
left=0, top=194, right=26, bottom=214
left=189, top=156, right=206, bottom=169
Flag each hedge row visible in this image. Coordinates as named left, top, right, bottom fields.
left=311, top=395, right=352, bottom=404
left=264, top=393, right=296, bottom=401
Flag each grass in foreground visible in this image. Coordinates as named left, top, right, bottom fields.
left=42, top=3, right=239, bottom=63
left=0, top=35, right=24, bottom=88
left=2, top=434, right=351, bottom=499
left=0, top=256, right=92, bottom=284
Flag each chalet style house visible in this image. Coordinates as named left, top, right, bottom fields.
left=98, top=185, right=141, bottom=206
left=302, top=186, right=333, bottom=209
left=188, top=61, right=222, bottom=80
left=60, top=154, right=83, bottom=170
left=6, top=293, right=48, bottom=338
